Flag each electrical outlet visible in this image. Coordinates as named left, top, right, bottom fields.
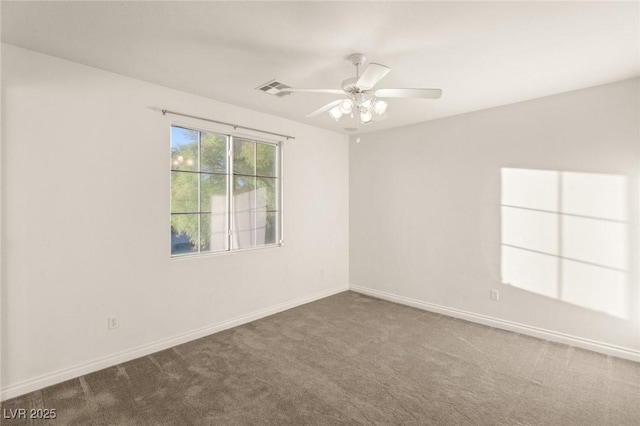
left=490, top=290, right=499, bottom=301
left=108, top=316, right=119, bottom=330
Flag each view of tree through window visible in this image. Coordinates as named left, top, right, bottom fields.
left=170, top=126, right=280, bottom=256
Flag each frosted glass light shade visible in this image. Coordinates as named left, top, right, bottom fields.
left=360, top=109, right=373, bottom=124
left=373, top=99, right=388, bottom=115
left=329, top=106, right=343, bottom=121
left=360, top=99, right=373, bottom=109
left=339, top=99, right=353, bottom=114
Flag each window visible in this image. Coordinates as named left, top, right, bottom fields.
left=170, top=125, right=281, bottom=256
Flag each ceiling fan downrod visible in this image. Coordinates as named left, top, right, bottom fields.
left=348, top=53, right=366, bottom=78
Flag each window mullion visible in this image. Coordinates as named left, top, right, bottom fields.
left=277, top=144, right=282, bottom=245
left=253, top=142, right=257, bottom=246
left=228, top=136, right=233, bottom=251
left=197, top=131, right=202, bottom=252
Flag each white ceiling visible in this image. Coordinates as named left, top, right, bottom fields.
left=2, top=1, right=639, bottom=135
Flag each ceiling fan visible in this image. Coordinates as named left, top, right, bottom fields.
left=282, top=53, right=442, bottom=124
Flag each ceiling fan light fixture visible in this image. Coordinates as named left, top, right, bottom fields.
left=373, top=99, right=388, bottom=115
left=360, top=108, right=373, bottom=124
left=292, top=53, right=441, bottom=126
left=339, top=99, right=353, bottom=114
left=360, top=99, right=373, bottom=109
left=329, top=106, right=343, bottom=121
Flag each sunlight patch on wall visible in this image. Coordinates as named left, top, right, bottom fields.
left=501, top=168, right=629, bottom=319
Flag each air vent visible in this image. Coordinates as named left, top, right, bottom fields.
left=255, top=80, right=291, bottom=97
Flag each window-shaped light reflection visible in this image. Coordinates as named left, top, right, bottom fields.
left=500, top=168, right=629, bottom=318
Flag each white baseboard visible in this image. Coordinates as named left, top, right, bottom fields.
left=1, top=285, right=348, bottom=401
left=350, top=284, right=640, bottom=363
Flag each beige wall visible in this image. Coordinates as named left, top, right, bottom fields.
left=350, top=78, right=640, bottom=358
left=1, top=45, right=349, bottom=398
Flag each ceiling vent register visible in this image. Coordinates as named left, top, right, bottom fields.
left=256, top=80, right=291, bottom=97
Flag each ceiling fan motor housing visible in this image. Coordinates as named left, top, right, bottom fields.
left=341, top=77, right=361, bottom=93
left=348, top=53, right=366, bottom=67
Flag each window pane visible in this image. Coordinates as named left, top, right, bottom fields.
left=201, top=132, right=227, bottom=173
left=171, top=171, right=198, bottom=213
left=256, top=177, right=277, bottom=211
left=256, top=143, right=277, bottom=177
left=234, top=176, right=256, bottom=212
left=200, top=213, right=228, bottom=253
left=261, top=211, right=278, bottom=245
left=171, top=214, right=198, bottom=255
left=233, top=138, right=255, bottom=175
left=232, top=211, right=278, bottom=249
left=201, top=174, right=227, bottom=213
left=232, top=210, right=254, bottom=249
left=171, top=127, right=198, bottom=171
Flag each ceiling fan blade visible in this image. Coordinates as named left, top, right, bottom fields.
left=356, top=63, right=391, bottom=90
left=306, top=100, right=343, bottom=118
left=283, top=88, right=345, bottom=95
left=374, top=88, right=442, bottom=99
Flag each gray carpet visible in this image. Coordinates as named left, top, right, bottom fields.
left=2, top=291, right=639, bottom=425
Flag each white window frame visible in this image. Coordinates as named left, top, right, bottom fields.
left=170, top=123, right=283, bottom=258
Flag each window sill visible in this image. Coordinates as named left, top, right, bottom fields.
left=170, top=243, right=283, bottom=260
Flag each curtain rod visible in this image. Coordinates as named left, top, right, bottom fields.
left=161, top=109, right=295, bottom=140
